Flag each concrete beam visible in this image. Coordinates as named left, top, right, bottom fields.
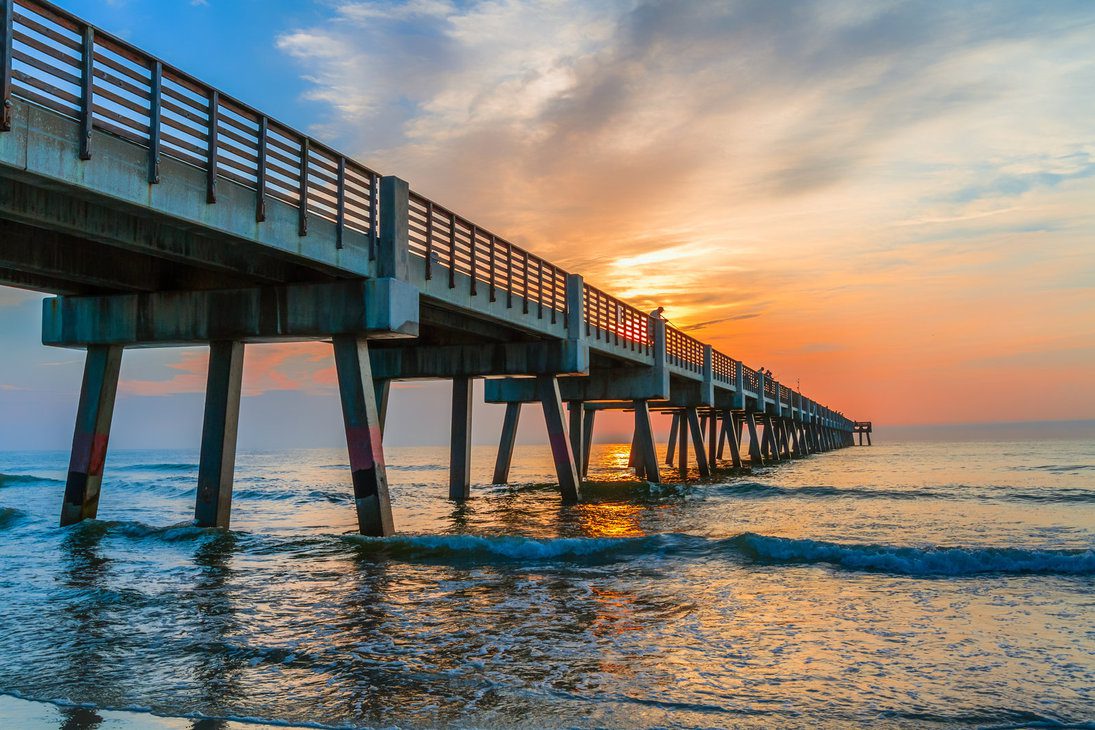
left=42, top=278, right=419, bottom=347
left=0, top=219, right=252, bottom=294
left=370, top=340, right=586, bottom=380
left=484, top=362, right=669, bottom=403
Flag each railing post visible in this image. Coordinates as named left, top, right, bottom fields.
left=148, top=61, right=162, bottom=183
left=702, top=345, right=714, bottom=406
left=79, top=26, right=94, bottom=160
left=734, top=361, right=745, bottom=409
left=335, top=157, right=346, bottom=250
left=378, top=176, right=409, bottom=280
left=298, top=137, right=310, bottom=236
left=756, top=369, right=766, bottom=413
left=0, top=0, right=11, bottom=132
left=207, top=90, right=219, bottom=203
left=255, top=116, right=268, bottom=222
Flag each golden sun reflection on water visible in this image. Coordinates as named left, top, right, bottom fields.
left=576, top=502, right=646, bottom=538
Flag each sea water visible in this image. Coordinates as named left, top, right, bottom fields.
left=0, top=439, right=1092, bottom=729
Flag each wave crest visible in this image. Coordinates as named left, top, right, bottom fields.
left=733, top=533, right=1095, bottom=576
left=0, top=473, right=63, bottom=487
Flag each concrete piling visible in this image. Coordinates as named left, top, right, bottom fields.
left=537, top=375, right=581, bottom=503
left=632, top=400, right=661, bottom=484
left=707, top=409, right=718, bottom=468
left=746, top=413, right=763, bottom=465
left=666, top=411, right=680, bottom=466
left=333, top=335, right=395, bottom=537
left=686, top=407, right=711, bottom=478
left=60, top=344, right=123, bottom=526
left=724, top=411, right=743, bottom=469
left=449, top=376, right=474, bottom=501
left=581, top=407, right=595, bottom=478
left=677, top=409, right=689, bottom=480
left=194, top=341, right=244, bottom=529
left=492, top=402, right=521, bottom=484
left=568, top=401, right=585, bottom=481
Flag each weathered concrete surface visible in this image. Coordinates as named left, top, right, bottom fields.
left=60, top=345, right=122, bottom=526
left=449, top=376, right=474, bottom=501
left=194, top=341, right=245, bottom=529
left=370, top=340, right=587, bottom=379
left=492, top=402, right=521, bottom=485
left=42, top=279, right=419, bottom=347
left=333, top=335, right=395, bottom=536
left=1, top=100, right=373, bottom=276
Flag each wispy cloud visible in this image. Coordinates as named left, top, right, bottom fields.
left=265, top=1, right=1095, bottom=423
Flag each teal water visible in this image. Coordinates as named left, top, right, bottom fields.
left=0, top=440, right=1092, bottom=728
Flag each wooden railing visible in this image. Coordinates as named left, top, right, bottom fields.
left=407, top=191, right=568, bottom=324
left=666, top=326, right=704, bottom=373
left=743, top=366, right=760, bottom=394
left=584, top=285, right=651, bottom=355
left=712, top=349, right=736, bottom=385
left=4, top=0, right=378, bottom=248
left=0, top=0, right=851, bottom=425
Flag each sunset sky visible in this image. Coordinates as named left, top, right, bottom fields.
left=1, top=0, right=1093, bottom=449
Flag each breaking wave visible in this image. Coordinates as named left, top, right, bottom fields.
left=733, top=533, right=1095, bottom=576
left=0, top=506, right=25, bottom=529
left=344, top=531, right=1095, bottom=577
left=717, top=481, right=1095, bottom=504
left=0, top=473, right=63, bottom=487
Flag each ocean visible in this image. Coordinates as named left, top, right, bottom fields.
left=0, top=438, right=1092, bottom=729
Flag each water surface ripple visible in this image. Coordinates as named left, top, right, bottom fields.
left=0, top=440, right=1092, bottom=728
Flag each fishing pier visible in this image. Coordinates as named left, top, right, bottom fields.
left=0, top=0, right=859, bottom=536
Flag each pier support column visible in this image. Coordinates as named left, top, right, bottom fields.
left=375, top=379, right=390, bottom=434
left=789, top=419, right=801, bottom=457
left=745, top=412, right=763, bottom=465
left=677, top=410, right=689, bottom=480
left=763, top=417, right=781, bottom=463
left=780, top=419, right=792, bottom=459
left=686, top=407, right=711, bottom=478
left=582, top=407, right=595, bottom=478
left=628, top=429, right=640, bottom=473
left=568, top=402, right=586, bottom=482
left=333, top=335, right=395, bottom=537
left=60, top=345, right=123, bottom=526
left=537, top=375, right=581, bottom=503
left=666, top=411, right=680, bottom=466
left=724, top=411, right=743, bottom=469
left=633, top=400, right=661, bottom=483
left=194, top=341, right=245, bottom=529
left=492, top=402, right=521, bottom=484
left=707, top=409, right=718, bottom=468
left=449, top=376, right=474, bottom=501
